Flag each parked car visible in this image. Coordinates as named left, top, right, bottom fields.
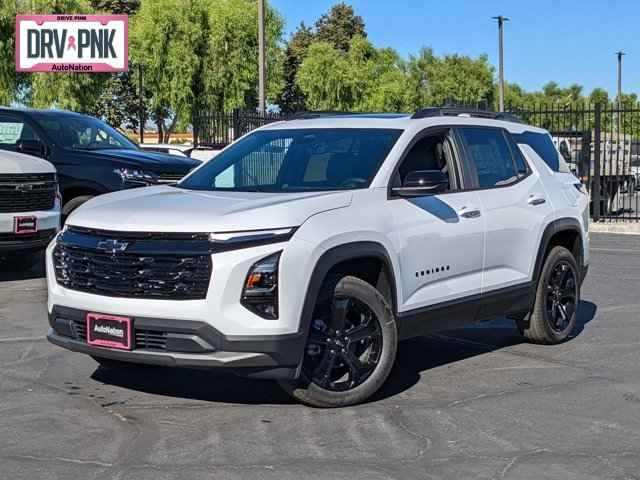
left=139, top=143, right=193, bottom=157
left=139, top=143, right=222, bottom=163
left=46, top=108, right=589, bottom=407
left=0, top=149, right=60, bottom=269
left=0, top=108, right=201, bottom=217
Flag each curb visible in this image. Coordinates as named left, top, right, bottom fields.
left=589, top=222, right=640, bottom=235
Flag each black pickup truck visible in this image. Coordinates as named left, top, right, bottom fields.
left=0, top=108, right=200, bottom=216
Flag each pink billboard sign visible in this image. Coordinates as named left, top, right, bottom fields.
left=16, top=14, right=128, bottom=73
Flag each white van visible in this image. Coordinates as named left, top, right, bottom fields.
left=0, top=150, right=60, bottom=269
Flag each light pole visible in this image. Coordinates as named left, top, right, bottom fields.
left=616, top=50, right=625, bottom=108
left=138, top=63, right=145, bottom=144
left=258, top=0, right=267, bottom=114
left=492, top=15, right=509, bottom=112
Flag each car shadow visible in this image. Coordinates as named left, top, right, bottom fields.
left=0, top=256, right=46, bottom=282
left=91, top=300, right=597, bottom=406
left=372, top=300, right=598, bottom=402
left=91, top=365, right=295, bottom=405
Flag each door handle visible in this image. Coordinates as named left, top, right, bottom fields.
left=458, top=207, right=482, bottom=219
left=528, top=196, right=546, bottom=206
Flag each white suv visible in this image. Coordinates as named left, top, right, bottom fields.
left=1, top=149, right=60, bottom=268
left=46, top=109, right=589, bottom=407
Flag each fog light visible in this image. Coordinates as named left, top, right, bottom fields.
left=241, top=252, right=281, bottom=319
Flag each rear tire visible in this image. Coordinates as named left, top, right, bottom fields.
left=523, top=246, right=580, bottom=344
left=279, top=275, right=397, bottom=408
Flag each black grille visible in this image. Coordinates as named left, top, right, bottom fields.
left=69, top=318, right=168, bottom=350
left=53, top=230, right=212, bottom=300
left=0, top=173, right=57, bottom=213
left=135, top=329, right=168, bottom=350
left=67, top=225, right=209, bottom=241
left=0, top=229, right=56, bottom=242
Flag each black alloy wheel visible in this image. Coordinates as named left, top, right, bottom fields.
left=305, top=295, right=383, bottom=392
left=279, top=275, right=397, bottom=407
left=545, top=260, right=578, bottom=334
left=521, top=246, right=581, bottom=345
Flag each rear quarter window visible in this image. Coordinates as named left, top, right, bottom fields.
left=513, top=131, right=567, bottom=172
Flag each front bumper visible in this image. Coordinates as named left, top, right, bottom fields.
left=47, top=305, right=305, bottom=379
left=0, top=209, right=60, bottom=252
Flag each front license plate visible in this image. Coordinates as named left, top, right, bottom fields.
left=14, top=216, right=38, bottom=234
left=86, top=313, right=132, bottom=350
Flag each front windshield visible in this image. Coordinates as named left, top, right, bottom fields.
left=33, top=114, right=138, bottom=151
left=178, top=128, right=402, bottom=192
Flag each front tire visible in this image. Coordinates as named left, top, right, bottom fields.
left=279, top=275, right=397, bottom=407
left=523, top=246, right=580, bottom=344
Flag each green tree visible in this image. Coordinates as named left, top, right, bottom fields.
left=132, top=0, right=284, bottom=141
left=589, top=87, right=609, bottom=105
left=278, top=22, right=313, bottom=113
left=297, top=35, right=409, bottom=113
left=405, top=48, right=495, bottom=109
left=88, top=0, right=143, bottom=130
left=198, top=0, right=284, bottom=112
left=90, top=0, right=140, bottom=14
left=0, top=1, right=24, bottom=105
left=315, top=2, right=366, bottom=52
left=278, top=2, right=366, bottom=112
left=296, top=41, right=351, bottom=111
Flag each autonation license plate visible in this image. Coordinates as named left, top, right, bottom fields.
left=86, top=313, right=132, bottom=350
left=13, top=216, right=38, bottom=234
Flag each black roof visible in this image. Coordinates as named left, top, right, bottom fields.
left=0, top=107, right=89, bottom=118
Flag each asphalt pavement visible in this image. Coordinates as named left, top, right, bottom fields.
left=1, top=233, right=639, bottom=480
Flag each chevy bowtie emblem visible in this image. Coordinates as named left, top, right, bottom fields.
left=96, top=239, right=129, bottom=254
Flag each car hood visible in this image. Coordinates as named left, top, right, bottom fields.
left=0, top=150, right=56, bottom=174
left=85, top=148, right=200, bottom=172
left=68, top=186, right=353, bottom=232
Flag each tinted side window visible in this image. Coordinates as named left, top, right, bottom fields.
left=513, top=131, right=560, bottom=171
left=459, top=128, right=518, bottom=188
left=0, top=116, right=41, bottom=151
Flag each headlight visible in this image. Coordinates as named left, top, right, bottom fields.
left=241, top=252, right=281, bottom=319
left=209, top=227, right=296, bottom=251
left=114, top=168, right=158, bottom=185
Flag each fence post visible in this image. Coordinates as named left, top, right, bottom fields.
left=192, top=112, right=199, bottom=147
left=593, top=103, right=602, bottom=221
left=232, top=108, right=240, bottom=142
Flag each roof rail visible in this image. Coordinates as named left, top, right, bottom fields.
left=411, top=107, right=522, bottom=123
left=286, top=111, right=409, bottom=120
left=286, top=111, right=367, bottom=120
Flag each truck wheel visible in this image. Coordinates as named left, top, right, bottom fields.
left=279, top=275, right=397, bottom=408
left=523, top=246, right=580, bottom=344
left=62, top=195, right=94, bottom=220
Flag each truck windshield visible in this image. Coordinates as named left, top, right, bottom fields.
left=32, top=114, right=138, bottom=151
left=178, top=128, right=402, bottom=192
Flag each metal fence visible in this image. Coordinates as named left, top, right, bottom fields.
left=510, top=103, right=640, bottom=222
left=192, top=109, right=283, bottom=148
left=193, top=104, right=640, bottom=222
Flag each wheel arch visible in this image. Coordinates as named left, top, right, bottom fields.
left=533, top=217, right=584, bottom=286
left=298, top=241, right=399, bottom=338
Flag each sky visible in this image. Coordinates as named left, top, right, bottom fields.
left=269, top=0, right=640, bottom=97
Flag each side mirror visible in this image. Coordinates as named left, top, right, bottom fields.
left=392, top=170, right=449, bottom=197
left=17, top=139, right=47, bottom=158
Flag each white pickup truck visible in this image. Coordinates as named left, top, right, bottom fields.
left=0, top=149, right=60, bottom=269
